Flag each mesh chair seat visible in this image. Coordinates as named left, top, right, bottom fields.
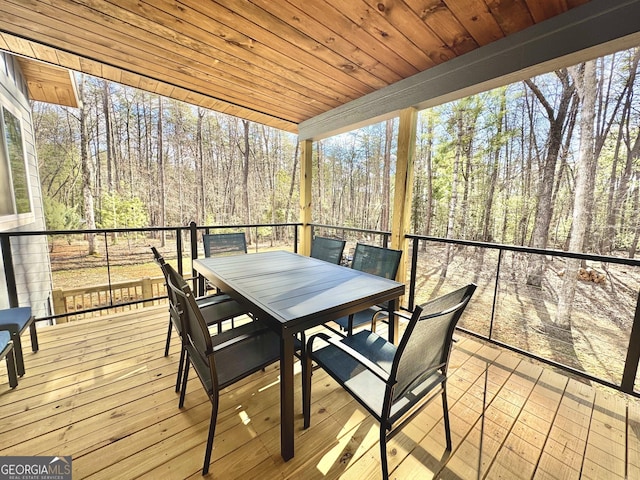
left=199, top=297, right=248, bottom=330
left=305, top=284, right=477, bottom=480
left=311, top=330, right=395, bottom=415
left=333, top=307, right=382, bottom=331
left=152, top=247, right=249, bottom=357
left=186, top=321, right=281, bottom=392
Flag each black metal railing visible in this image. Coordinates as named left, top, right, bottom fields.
left=0, top=222, right=301, bottom=322
left=306, top=225, right=640, bottom=396
left=3, top=222, right=640, bottom=396
left=404, top=234, right=640, bottom=397
left=187, top=221, right=301, bottom=295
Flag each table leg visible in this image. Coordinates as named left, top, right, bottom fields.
left=388, top=298, right=399, bottom=345
left=280, top=330, right=295, bottom=461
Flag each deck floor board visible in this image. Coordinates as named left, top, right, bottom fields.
left=0, top=305, right=638, bottom=479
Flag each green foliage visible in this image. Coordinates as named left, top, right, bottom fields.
left=29, top=46, right=640, bottom=256
left=44, top=198, right=81, bottom=231
left=97, top=192, right=148, bottom=229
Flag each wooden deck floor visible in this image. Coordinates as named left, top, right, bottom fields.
left=0, top=306, right=639, bottom=479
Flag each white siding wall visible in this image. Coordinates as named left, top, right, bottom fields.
left=0, top=52, right=53, bottom=318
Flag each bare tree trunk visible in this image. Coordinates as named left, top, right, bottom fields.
left=196, top=108, right=206, bottom=224
left=630, top=175, right=640, bottom=258
left=424, top=114, right=434, bottom=243
left=556, top=60, right=598, bottom=330
left=102, top=80, right=114, bottom=192
left=158, top=97, right=166, bottom=246
left=241, top=120, right=251, bottom=234
left=442, top=111, right=462, bottom=278
left=79, top=78, right=97, bottom=255
left=526, top=70, right=576, bottom=286
left=606, top=49, right=640, bottom=253
left=584, top=53, right=636, bottom=251
left=483, top=90, right=506, bottom=242
left=381, top=118, right=393, bottom=231
left=316, top=140, right=323, bottom=225
left=285, top=141, right=299, bottom=226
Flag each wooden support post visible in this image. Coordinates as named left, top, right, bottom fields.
left=391, top=107, right=418, bottom=305
left=299, top=139, right=313, bottom=256
left=142, top=277, right=153, bottom=307
left=51, top=288, right=68, bottom=323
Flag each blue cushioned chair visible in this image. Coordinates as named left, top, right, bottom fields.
left=0, top=331, right=18, bottom=388
left=0, top=306, right=37, bottom=376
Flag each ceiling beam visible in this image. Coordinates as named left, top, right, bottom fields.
left=298, top=0, right=640, bottom=141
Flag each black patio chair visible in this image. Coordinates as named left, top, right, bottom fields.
left=0, top=305, right=38, bottom=377
left=303, top=283, right=477, bottom=480
left=332, top=243, right=402, bottom=336
left=310, top=236, right=346, bottom=265
left=0, top=331, right=18, bottom=389
left=151, top=248, right=248, bottom=389
left=203, top=232, right=247, bottom=257
left=201, top=232, right=251, bottom=297
left=165, top=265, right=283, bottom=475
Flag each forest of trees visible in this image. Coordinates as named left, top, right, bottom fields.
left=34, top=46, right=640, bottom=261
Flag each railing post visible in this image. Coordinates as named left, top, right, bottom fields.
left=104, top=232, right=114, bottom=306
left=176, top=228, right=183, bottom=274
left=189, top=221, right=202, bottom=295
left=255, top=226, right=259, bottom=253
left=142, top=277, right=153, bottom=307
left=51, top=288, right=67, bottom=321
left=1, top=235, right=19, bottom=307
left=621, top=290, right=640, bottom=394
left=408, top=237, right=419, bottom=311
left=488, top=249, right=503, bottom=340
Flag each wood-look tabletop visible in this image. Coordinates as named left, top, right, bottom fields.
left=193, top=250, right=404, bottom=332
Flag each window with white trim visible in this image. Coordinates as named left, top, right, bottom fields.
left=0, top=104, right=31, bottom=217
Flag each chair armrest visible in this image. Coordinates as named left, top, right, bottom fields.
left=371, top=309, right=411, bottom=332
left=308, top=332, right=392, bottom=383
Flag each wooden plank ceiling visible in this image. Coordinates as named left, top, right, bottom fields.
left=0, top=0, right=589, bottom=133
left=16, top=57, right=79, bottom=108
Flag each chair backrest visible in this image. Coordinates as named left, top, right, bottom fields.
left=151, top=247, right=175, bottom=307
left=310, top=236, right=346, bottom=264
left=351, top=243, right=402, bottom=280
left=151, top=246, right=163, bottom=263
left=203, top=233, right=247, bottom=257
left=156, top=256, right=191, bottom=336
left=164, top=262, right=218, bottom=391
left=390, top=284, right=476, bottom=403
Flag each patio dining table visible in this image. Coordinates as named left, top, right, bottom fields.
left=193, top=250, right=405, bottom=461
